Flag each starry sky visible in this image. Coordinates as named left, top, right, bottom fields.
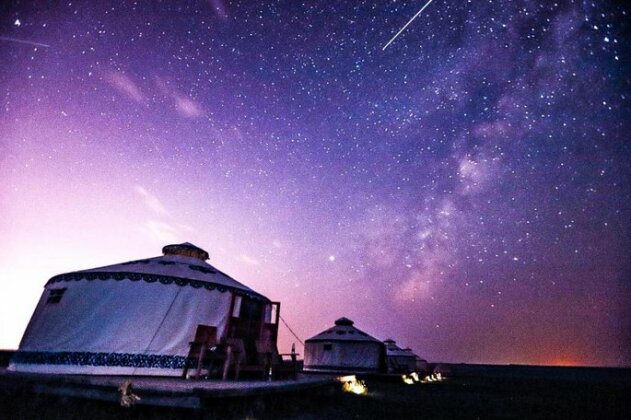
left=1, top=0, right=629, bottom=367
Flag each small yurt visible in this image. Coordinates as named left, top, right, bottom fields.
left=9, top=243, right=280, bottom=376
left=303, top=317, right=384, bottom=373
left=383, top=339, right=417, bottom=373
left=403, top=347, right=429, bottom=373
left=415, top=355, right=428, bottom=373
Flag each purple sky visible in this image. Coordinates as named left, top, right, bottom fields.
left=1, top=1, right=629, bottom=367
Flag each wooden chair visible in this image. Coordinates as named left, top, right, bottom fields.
left=257, top=340, right=298, bottom=380
left=183, top=325, right=221, bottom=379
left=277, top=344, right=299, bottom=380
left=224, top=337, right=246, bottom=380
left=221, top=337, right=274, bottom=380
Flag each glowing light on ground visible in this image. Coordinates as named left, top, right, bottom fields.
left=338, top=375, right=368, bottom=395
left=421, top=372, right=444, bottom=383
left=402, top=372, right=421, bottom=384
left=402, top=371, right=445, bottom=384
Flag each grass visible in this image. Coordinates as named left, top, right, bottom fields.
left=272, top=375, right=631, bottom=420
left=1, top=371, right=630, bottom=419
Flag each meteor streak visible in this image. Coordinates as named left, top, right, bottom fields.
left=0, top=36, right=50, bottom=48
left=382, top=0, right=435, bottom=51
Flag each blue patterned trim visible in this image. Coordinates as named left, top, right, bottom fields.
left=45, top=271, right=267, bottom=301
left=12, top=351, right=188, bottom=369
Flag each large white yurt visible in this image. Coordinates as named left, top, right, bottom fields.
left=303, top=317, right=384, bottom=373
left=383, top=339, right=418, bottom=373
left=9, top=243, right=280, bottom=376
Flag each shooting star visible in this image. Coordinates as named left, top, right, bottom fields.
left=0, top=36, right=50, bottom=48
left=382, top=0, right=435, bottom=51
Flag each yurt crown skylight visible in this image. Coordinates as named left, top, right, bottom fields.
left=162, top=242, right=209, bottom=261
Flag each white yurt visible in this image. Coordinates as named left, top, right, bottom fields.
left=415, top=355, right=429, bottom=373
left=9, top=243, right=280, bottom=376
left=303, top=317, right=384, bottom=373
left=402, top=347, right=429, bottom=373
left=383, top=339, right=417, bottom=373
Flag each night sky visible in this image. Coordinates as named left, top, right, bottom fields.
left=1, top=1, right=629, bottom=367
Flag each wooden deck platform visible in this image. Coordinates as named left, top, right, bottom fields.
left=0, top=369, right=339, bottom=409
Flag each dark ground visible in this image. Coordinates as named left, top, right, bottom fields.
left=1, top=366, right=630, bottom=419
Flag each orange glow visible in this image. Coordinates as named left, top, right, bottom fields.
left=545, top=358, right=583, bottom=367
left=338, top=375, right=368, bottom=395
left=402, top=374, right=415, bottom=385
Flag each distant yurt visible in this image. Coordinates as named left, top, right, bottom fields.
left=9, top=243, right=280, bottom=376
left=303, top=317, right=384, bottom=373
left=415, top=355, right=429, bottom=373
left=383, top=339, right=417, bottom=373
left=402, top=347, right=429, bottom=373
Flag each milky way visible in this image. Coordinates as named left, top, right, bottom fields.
left=1, top=1, right=629, bottom=366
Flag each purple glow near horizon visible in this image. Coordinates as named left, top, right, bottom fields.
left=0, top=1, right=629, bottom=366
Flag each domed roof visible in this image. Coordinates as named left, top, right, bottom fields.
left=384, top=339, right=417, bottom=357
left=306, top=317, right=381, bottom=343
left=334, top=317, right=354, bottom=326
left=45, top=242, right=268, bottom=301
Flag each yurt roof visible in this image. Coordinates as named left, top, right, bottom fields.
left=403, top=347, right=419, bottom=357
left=305, top=317, right=382, bottom=343
left=384, top=339, right=417, bottom=358
left=45, top=242, right=268, bottom=301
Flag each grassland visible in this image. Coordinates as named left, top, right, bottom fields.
left=1, top=365, right=629, bottom=419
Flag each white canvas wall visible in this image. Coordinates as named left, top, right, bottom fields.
left=304, top=341, right=382, bottom=372
left=386, top=355, right=417, bottom=373
left=9, top=278, right=232, bottom=375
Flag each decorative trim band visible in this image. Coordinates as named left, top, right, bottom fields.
left=12, top=351, right=188, bottom=369
left=46, top=271, right=268, bottom=301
